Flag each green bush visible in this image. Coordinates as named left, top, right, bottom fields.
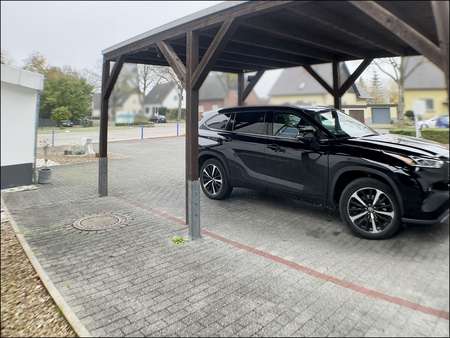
left=390, top=128, right=449, bottom=144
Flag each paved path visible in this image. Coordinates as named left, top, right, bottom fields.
left=3, top=137, right=449, bottom=337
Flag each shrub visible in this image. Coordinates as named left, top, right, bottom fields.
left=404, top=110, right=415, bottom=121
left=51, top=106, right=72, bottom=124
left=390, top=128, right=449, bottom=144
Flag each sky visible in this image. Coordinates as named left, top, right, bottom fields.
left=1, top=1, right=384, bottom=97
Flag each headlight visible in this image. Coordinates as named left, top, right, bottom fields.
left=388, top=153, right=444, bottom=168
left=410, top=156, right=444, bottom=168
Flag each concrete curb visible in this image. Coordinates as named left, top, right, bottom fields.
left=2, top=200, right=91, bottom=337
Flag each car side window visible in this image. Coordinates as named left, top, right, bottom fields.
left=272, top=112, right=316, bottom=139
left=205, top=113, right=232, bottom=130
left=231, top=111, right=267, bottom=135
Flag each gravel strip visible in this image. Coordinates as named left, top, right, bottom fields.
left=1, top=220, right=76, bottom=337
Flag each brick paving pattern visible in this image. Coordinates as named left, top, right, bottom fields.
left=3, top=137, right=449, bottom=337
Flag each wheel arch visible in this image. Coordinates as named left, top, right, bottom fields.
left=198, top=150, right=231, bottom=179
left=330, top=166, right=404, bottom=215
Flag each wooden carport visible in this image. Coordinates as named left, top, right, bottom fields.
left=99, top=1, right=449, bottom=239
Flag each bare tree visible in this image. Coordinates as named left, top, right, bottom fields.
left=1, top=49, right=14, bottom=65
left=135, top=65, right=165, bottom=109
left=372, top=56, right=426, bottom=122
left=158, top=67, right=185, bottom=123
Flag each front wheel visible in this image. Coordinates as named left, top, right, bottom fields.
left=339, top=178, right=401, bottom=239
left=200, top=158, right=232, bottom=200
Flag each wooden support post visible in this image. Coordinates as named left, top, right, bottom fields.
left=237, top=72, right=244, bottom=106
left=186, top=30, right=201, bottom=239
left=332, top=60, right=341, bottom=110
left=98, top=59, right=110, bottom=197
left=157, top=41, right=186, bottom=84
left=431, top=0, right=449, bottom=103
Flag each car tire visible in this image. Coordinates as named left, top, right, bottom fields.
left=339, top=178, right=401, bottom=239
left=200, top=158, right=232, bottom=200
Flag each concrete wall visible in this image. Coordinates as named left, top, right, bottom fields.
left=1, top=65, right=43, bottom=188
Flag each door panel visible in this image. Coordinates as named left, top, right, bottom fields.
left=264, top=111, right=328, bottom=201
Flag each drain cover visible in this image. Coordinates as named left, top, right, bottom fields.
left=72, top=213, right=127, bottom=231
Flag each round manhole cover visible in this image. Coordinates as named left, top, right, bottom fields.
left=72, top=213, right=127, bottom=231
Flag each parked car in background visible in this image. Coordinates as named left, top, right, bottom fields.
left=60, top=120, right=74, bottom=127
left=420, top=115, right=449, bottom=129
left=150, top=115, right=167, bottom=123
left=198, top=106, right=449, bottom=240
left=435, top=115, right=449, bottom=128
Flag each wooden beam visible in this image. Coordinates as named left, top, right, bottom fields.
left=303, top=65, right=333, bottom=95
left=349, top=1, right=442, bottom=67
left=104, top=1, right=296, bottom=60
left=289, top=7, right=405, bottom=56
left=205, top=30, right=332, bottom=62
left=157, top=41, right=186, bottom=84
left=242, top=22, right=363, bottom=58
left=431, top=0, right=449, bottom=93
left=339, top=58, right=373, bottom=96
left=191, top=18, right=236, bottom=90
left=242, top=70, right=265, bottom=101
left=103, top=56, right=125, bottom=100
left=332, top=60, right=341, bottom=110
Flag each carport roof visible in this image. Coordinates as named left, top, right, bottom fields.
left=102, top=1, right=439, bottom=73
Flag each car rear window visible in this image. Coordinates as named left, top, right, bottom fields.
left=205, top=113, right=231, bottom=130
left=231, top=112, right=267, bottom=135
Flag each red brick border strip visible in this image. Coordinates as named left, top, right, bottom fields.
left=151, top=208, right=450, bottom=321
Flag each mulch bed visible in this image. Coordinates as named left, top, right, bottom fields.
left=1, top=220, right=76, bottom=337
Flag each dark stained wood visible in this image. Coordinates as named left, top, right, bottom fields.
left=349, top=1, right=442, bottom=68
left=157, top=41, right=186, bottom=84
left=241, top=21, right=363, bottom=58
left=104, top=1, right=295, bottom=60
left=289, top=7, right=406, bottom=56
left=431, top=0, right=449, bottom=93
left=186, top=30, right=199, bottom=182
left=102, top=56, right=125, bottom=101
left=303, top=65, right=333, bottom=95
left=237, top=72, right=244, bottom=106
left=242, top=70, right=265, bottom=102
left=99, top=60, right=110, bottom=158
left=332, top=60, right=341, bottom=109
left=192, top=18, right=236, bottom=90
left=339, top=58, right=373, bottom=96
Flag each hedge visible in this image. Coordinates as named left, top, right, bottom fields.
left=389, top=128, right=449, bottom=144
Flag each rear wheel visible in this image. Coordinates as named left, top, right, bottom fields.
left=339, top=178, right=401, bottom=239
left=200, top=158, right=232, bottom=200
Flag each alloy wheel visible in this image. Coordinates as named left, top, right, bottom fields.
left=347, top=187, right=395, bottom=234
left=202, top=164, right=223, bottom=196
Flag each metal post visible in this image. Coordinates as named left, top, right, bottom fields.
left=140, top=125, right=144, bottom=140
left=98, top=60, right=110, bottom=197
left=186, top=30, right=201, bottom=239
left=51, top=128, right=55, bottom=147
left=176, top=120, right=179, bottom=136
left=237, top=72, right=244, bottom=106
left=332, top=60, right=342, bottom=110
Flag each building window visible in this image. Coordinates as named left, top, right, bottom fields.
left=145, top=107, right=149, bottom=114
left=424, top=99, right=434, bottom=111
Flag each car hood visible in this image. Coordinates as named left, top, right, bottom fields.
left=343, top=133, right=449, bottom=159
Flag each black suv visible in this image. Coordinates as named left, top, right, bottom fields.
left=198, top=106, right=449, bottom=239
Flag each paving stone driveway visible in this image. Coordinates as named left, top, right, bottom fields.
left=3, top=137, right=449, bottom=337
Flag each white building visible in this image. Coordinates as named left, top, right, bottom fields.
left=1, top=64, right=44, bottom=188
left=144, top=82, right=185, bottom=118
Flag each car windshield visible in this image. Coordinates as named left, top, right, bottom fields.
left=315, top=110, right=377, bottom=138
